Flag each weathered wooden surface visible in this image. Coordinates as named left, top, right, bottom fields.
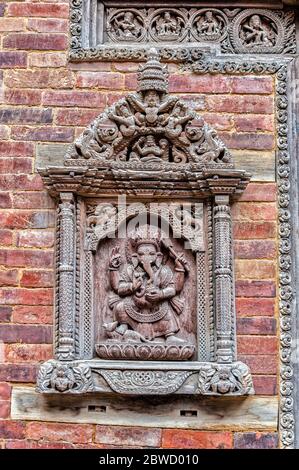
left=11, top=386, right=278, bottom=431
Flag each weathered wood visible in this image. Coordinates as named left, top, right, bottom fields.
left=11, top=386, right=278, bottom=431
left=233, top=150, right=275, bottom=182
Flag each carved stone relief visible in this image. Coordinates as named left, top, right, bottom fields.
left=69, top=1, right=296, bottom=62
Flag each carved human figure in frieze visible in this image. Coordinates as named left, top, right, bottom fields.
left=109, top=11, right=144, bottom=41
left=241, top=14, right=276, bottom=47
left=153, top=11, right=185, bottom=41
left=127, top=90, right=177, bottom=128
left=105, top=229, right=189, bottom=344
left=196, top=11, right=221, bottom=37
left=165, top=102, right=196, bottom=145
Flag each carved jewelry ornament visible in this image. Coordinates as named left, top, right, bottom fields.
left=37, top=49, right=254, bottom=402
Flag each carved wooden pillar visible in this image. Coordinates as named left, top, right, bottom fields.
left=213, top=195, right=235, bottom=363
left=56, top=192, right=76, bottom=361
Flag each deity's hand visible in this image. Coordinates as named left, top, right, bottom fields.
left=132, top=275, right=143, bottom=292
left=109, top=246, right=121, bottom=270
left=145, top=287, right=162, bottom=302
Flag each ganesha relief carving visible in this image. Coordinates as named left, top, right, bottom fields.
left=36, top=49, right=254, bottom=397
left=96, top=226, right=195, bottom=361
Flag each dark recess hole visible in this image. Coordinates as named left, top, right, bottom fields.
left=88, top=405, right=107, bottom=413
left=180, top=409, right=198, bottom=417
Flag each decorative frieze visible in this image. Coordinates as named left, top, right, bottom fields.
left=69, top=1, right=296, bottom=62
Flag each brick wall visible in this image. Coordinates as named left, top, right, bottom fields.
left=0, top=1, right=278, bottom=449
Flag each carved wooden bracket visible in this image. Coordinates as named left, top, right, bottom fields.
left=36, top=49, right=253, bottom=396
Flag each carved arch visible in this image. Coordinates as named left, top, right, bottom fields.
left=65, top=48, right=232, bottom=169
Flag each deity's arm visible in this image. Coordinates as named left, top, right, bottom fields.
left=161, top=285, right=176, bottom=299
left=174, top=270, right=185, bottom=293
left=127, top=94, right=146, bottom=113
left=118, top=266, right=134, bottom=296
left=160, top=266, right=176, bottom=299
left=109, top=269, right=119, bottom=293
left=159, top=97, right=178, bottom=113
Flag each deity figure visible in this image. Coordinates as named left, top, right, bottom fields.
left=130, top=135, right=169, bottom=163
left=105, top=231, right=189, bottom=344
left=112, top=11, right=141, bottom=40
left=128, top=90, right=178, bottom=128
left=165, top=102, right=195, bottom=145
left=107, top=101, right=136, bottom=149
left=155, top=11, right=183, bottom=38
left=196, top=11, right=221, bottom=37
left=242, top=15, right=275, bottom=46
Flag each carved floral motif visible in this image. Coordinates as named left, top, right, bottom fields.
left=197, top=363, right=254, bottom=395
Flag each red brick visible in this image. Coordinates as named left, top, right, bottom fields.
left=17, top=230, right=54, bottom=248
left=27, top=422, right=94, bottom=444
left=12, top=192, right=54, bottom=210
left=0, top=211, right=54, bottom=230
left=237, top=336, right=277, bottom=355
left=236, top=280, right=276, bottom=297
left=237, top=317, right=276, bottom=335
left=238, top=355, right=277, bottom=374
left=43, top=91, right=106, bottom=108
left=0, top=402, right=10, bottom=419
left=206, top=95, right=274, bottom=114
left=233, top=222, right=277, bottom=239
left=169, top=74, right=231, bottom=93
left=234, top=432, right=278, bottom=449
left=232, top=202, right=276, bottom=221
left=0, top=249, right=53, bottom=268
left=113, top=62, right=139, bottom=72
left=234, top=241, right=276, bottom=259
left=252, top=375, right=277, bottom=395
left=0, top=141, right=34, bottom=157
left=7, top=3, right=69, bottom=18
left=236, top=298, right=275, bottom=317
left=20, top=270, right=53, bottom=288
left=76, top=72, right=125, bottom=89
left=0, top=383, right=11, bottom=401
left=0, top=306, right=12, bottom=323
left=0, top=192, right=12, bottom=208
left=0, top=158, right=32, bottom=174
left=11, top=126, right=74, bottom=143
left=0, top=4, right=6, bottom=17
left=55, top=108, right=99, bottom=126
left=0, top=324, right=52, bottom=343
left=220, top=133, right=274, bottom=151
left=0, top=421, right=25, bottom=439
left=95, top=425, right=161, bottom=447
left=28, top=19, right=68, bottom=33
left=0, top=175, right=43, bottom=191
left=5, top=344, right=52, bottom=363
left=107, top=92, right=127, bottom=106
left=122, top=73, right=137, bottom=91
left=5, top=69, right=74, bottom=89
left=4, top=90, right=42, bottom=106
left=235, top=115, right=274, bottom=132
left=201, top=113, right=233, bottom=131
left=3, top=34, right=68, bottom=51
left=0, top=288, right=53, bottom=306
left=0, top=364, right=37, bottom=383
left=12, top=306, right=52, bottom=325
left=0, top=18, right=26, bottom=32
left=162, top=430, right=232, bottom=449
left=0, top=52, right=27, bottom=68
left=0, top=269, right=19, bottom=287
left=6, top=440, right=75, bottom=449
left=235, top=260, right=276, bottom=280
left=230, top=76, right=274, bottom=94
left=0, top=125, right=10, bottom=140
left=238, top=183, right=277, bottom=202
left=28, top=52, right=66, bottom=68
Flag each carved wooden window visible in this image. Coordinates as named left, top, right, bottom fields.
left=36, top=49, right=254, bottom=397
left=70, top=0, right=296, bottom=62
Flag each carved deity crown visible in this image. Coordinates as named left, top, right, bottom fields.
left=137, top=48, right=168, bottom=93
left=129, top=227, right=161, bottom=251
